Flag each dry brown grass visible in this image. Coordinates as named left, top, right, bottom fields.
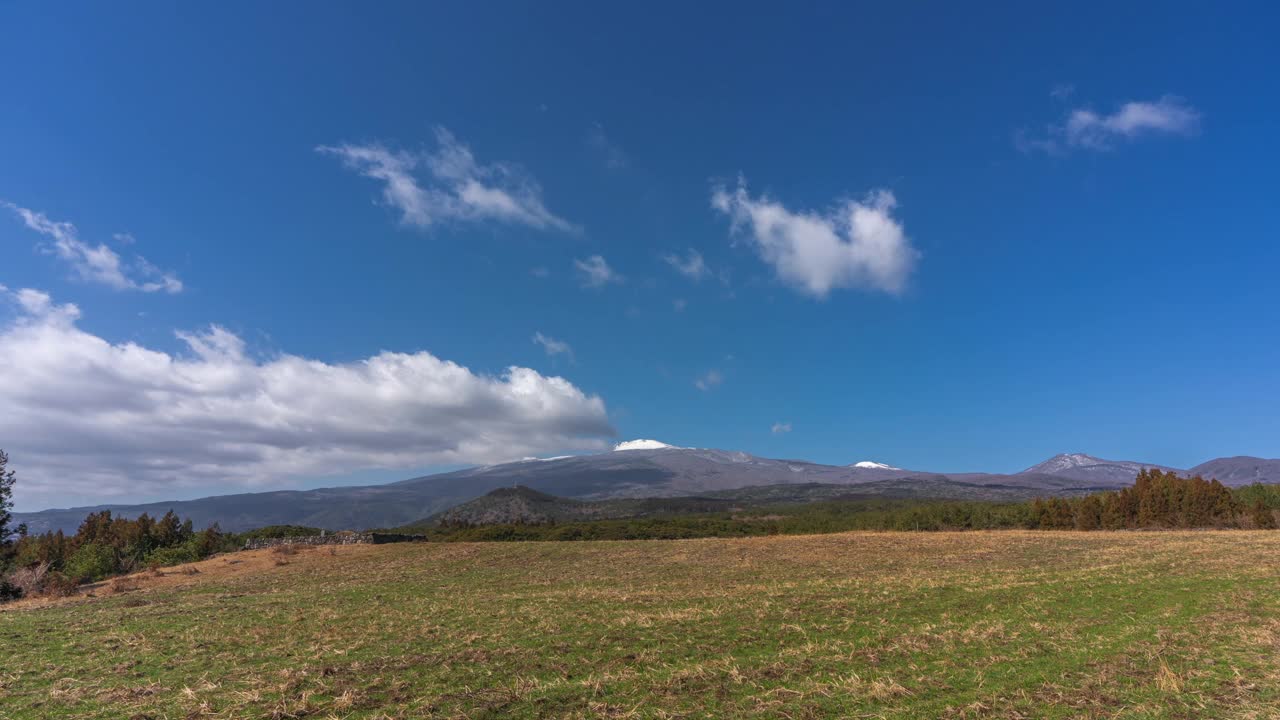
left=271, top=543, right=302, bottom=556
left=107, top=576, right=139, bottom=594
left=1, top=545, right=367, bottom=611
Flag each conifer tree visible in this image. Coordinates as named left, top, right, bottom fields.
left=0, top=450, right=16, bottom=547
left=1252, top=498, right=1277, bottom=529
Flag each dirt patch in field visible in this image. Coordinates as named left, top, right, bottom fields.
left=0, top=543, right=386, bottom=613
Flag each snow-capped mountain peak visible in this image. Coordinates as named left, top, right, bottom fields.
left=613, top=439, right=681, bottom=451
left=852, top=460, right=901, bottom=470
left=1023, top=453, right=1108, bottom=474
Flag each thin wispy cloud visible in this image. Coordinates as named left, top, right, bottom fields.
left=771, top=422, right=792, bottom=434
left=4, top=203, right=182, bottom=293
left=574, top=255, right=622, bottom=288
left=663, top=248, right=708, bottom=281
left=532, top=331, right=574, bottom=361
left=711, top=178, right=918, bottom=298
left=586, top=123, right=628, bottom=170
left=318, top=127, right=578, bottom=232
left=1019, top=95, right=1201, bottom=153
left=0, top=287, right=613, bottom=509
left=695, top=369, right=723, bottom=392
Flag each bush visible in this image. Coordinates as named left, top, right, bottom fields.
left=41, top=572, right=79, bottom=598
left=241, top=525, right=325, bottom=540
left=144, top=541, right=202, bottom=567
left=64, top=542, right=117, bottom=583
left=1252, top=500, right=1278, bottom=529
left=0, top=579, right=21, bottom=602
left=6, top=562, right=49, bottom=597
left=0, top=563, right=78, bottom=601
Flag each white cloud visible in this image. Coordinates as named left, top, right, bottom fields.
left=586, top=123, right=628, bottom=169
left=711, top=179, right=918, bottom=298
left=771, top=422, right=792, bottom=434
left=672, top=298, right=687, bottom=312
left=318, top=127, right=577, bottom=232
left=694, top=369, right=723, bottom=391
left=11, top=287, right=82, bottom=325
left=4, top=203, right=183, bottom=294
left=1021, top=95, right=1201, bottom=153
left=574, top=255, right=622, bottom=288
left=663, top=248, right=708, bottom=280
left=0, top=288, right=614, bottom=509
left=532, top=331, right=574, bottom=361
left=1066, top=96, right=1200, bottom=148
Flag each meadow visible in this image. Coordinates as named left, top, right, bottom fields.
left=3, top=530, right=1279, bottom=719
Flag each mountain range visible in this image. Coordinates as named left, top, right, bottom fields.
left=14, top=440, right=1280, bottom=533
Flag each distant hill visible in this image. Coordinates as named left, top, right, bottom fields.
left=1019, top=453, right=1182, bottom=485
left=423, top=486, right=738, bottom=527
left=1189, top=457, right=1280, bottom=486
left=14, top=440, right=1278, bottom=534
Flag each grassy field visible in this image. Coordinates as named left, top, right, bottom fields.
left=3, top=531, right=1279, bottom=719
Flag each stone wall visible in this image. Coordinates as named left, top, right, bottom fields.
left=242, top=532, right=425, bottom=550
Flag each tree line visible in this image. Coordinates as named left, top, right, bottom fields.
left=1029, top=469, right=1276, bottom=530
left=1, top=520, right=338, bottom=605
left=0, top=450, right=249, bottom=601
left=0, top=509, right=239, bottom=601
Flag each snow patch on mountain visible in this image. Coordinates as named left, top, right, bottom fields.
left=1024, top=453, right=1113, bottom=474
left=613, top=439, right=682, bottom=451
left=852, top=460, right=900, bottom=470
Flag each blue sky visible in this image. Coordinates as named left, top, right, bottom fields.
left=2, top=2, right=1279, bottom=510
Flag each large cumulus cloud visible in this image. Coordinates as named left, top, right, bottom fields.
left=0, top=288, right=614, bottom=509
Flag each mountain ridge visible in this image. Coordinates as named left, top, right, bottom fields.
left=14, top=443, right=1277, bottom=534
left=1020, top=453, right=1182, bottom=485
